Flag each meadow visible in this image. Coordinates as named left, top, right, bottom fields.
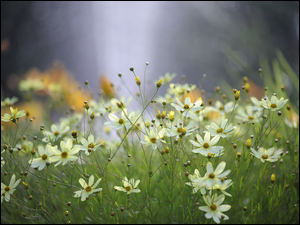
left=1, top=51, right=299, bottom=224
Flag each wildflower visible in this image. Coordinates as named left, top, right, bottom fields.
left=260, top=95, right=288, bottom=111
left=250, top=147, right=283, bottom=163
left=199, top=193, right=231, bottom=223
left=44, top=123, right=70, bottom=140
left=170, top=97, right=203, bottom=120
left=207, top=179, right=233, bottom=197
left=1, top=97, right=18, bottom=107
left=168, top=83, right=196, bottom=97
left=1, top=107, right=26, bottom=123
left=74, top=175, right=102, bottom=201
left=165, top=119, right=197, bottom=138
left=204, top=119, right=236, bottom=138
left=140, top=129, right=165, bottom=150
left=28, top=145, right=57, bottom=170
left=50, top=139, right=81, bottom=166
left=77, top=134, right=102, bottom=155
left=190, top=132, right=223, bottom=156
left=135, top=77, right=141, bottom=86
left=205, top=101, right=236, bottom=115
left=100, top=76, right=116, bottom=98
left=195, top=162, right=231, bottom=188
left=18, top=78, right=44, bottom=92
left=157, top=72, right=177, bottom=85
left=186, top=169, right=206, bottom=194
left=104, top=109, right=136, bottom=130
left=1, top=174, right=21, bottom=203
left=235, top=108, right=261, bottom=123
left=114, top=177, right=141, bottom=194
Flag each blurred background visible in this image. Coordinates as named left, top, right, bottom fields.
left=1, top=1, right=299, bottom=103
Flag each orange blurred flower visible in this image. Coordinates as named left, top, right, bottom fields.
left=99, top=75, right=116, bottom=98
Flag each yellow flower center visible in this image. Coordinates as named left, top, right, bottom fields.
left=209, top=173, right=215, bottom=178
left=118, top=119, right=124, bottom=124
left=262, top=154, right=268, bottom=159
left=88, top=143, right=95, bottom=149
left=42, top=154, right=48, bottom=160
left=54, top=131, right=59, bottom=136
left=210, top=203, right=217, bottom=211
left=271, top=103, right=277, bottom=108
left=203, top=143, right=210, bottom=148
left=4, top=186, right=10, bottom=192
left=61, top=152, right=68, bottom=158
left=216, top=128, right=223, bottom=133
left=85, top=186, right=92, bottom=192
left=219, top=106, right=224, bottom=110
left=249, top=116, right=254, bottom=120
left=150, top=138, right=157, bottom=143
left=183, top=104, right=190, bottom=109
left=125, top=186, right=132, bottom=192
left=177, top=127, right=187, bottom=135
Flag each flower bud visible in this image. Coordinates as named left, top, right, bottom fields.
left=271, top=174, right=275, bottom=183
left=246, top=139, right=251, bottom=148
left=235, top=91, right=240, bottom=101
left=156, top=79, right=162, bottom=88
left=135, top=77, right=141, bottom=86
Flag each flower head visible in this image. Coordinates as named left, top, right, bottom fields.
left=28, top=145, right=57, bottom=170
left=77, top=134, right=102, bottom=155
left=190, top=132, right=223, bottom=156
left=199, top=193, right=231, bottom=224
left=50, top=139, right=81, bottom=166
left=1, top=174, right=21, bottom=203
left=171, top=97, right=203, bottom=120
left=260, top=95, right=288, bottom=111
left=196, top=162, right=231, bottom=188
left=104, top=109, right=136, bottom=130
left=74, top=175, right=102, bottom=201
left=1, top=107, right=26, bottom=123
left=141, top=129, right=165, bottom=150
left=114, top=177, right=141, bottom=194
left=186, top=169, right=206, bottom=194
left=44, top=123, right=70, bottom=140
left=204, top=119, right=236, bottom=138
left=250, top=147, right=283, bottom=163
left=165, top=119, right=197, bottom=138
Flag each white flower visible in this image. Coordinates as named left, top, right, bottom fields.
left=250, top=147, right=283, bottom=163
left=171, top=97, right=203, bottom=120
left=186, top=169, right=206, bottom=194
left=168, top=83, right=196, bottom=97
left=156, top=72, right=177, bottom=85
left=207, top=179, right=233, bottom=197
left=206, top=101, right=236, bottom=115
left=50, top=139, right=81, bottom=166
left=44, top=123, right=70, bottom=140
left=28, top=145, right=57, bottom=170
left=204, top=119, right=236, bottom=138
left=235, top=108, right=262, bottom=123
left=1, top=150, right=5, bottom=167
left=260, top=95, right=288, bottom=111
left=104, top=109, right=136, bottom=130
left=1, top=174, right=21, bottom=203
left=195, top=162, right=231, bottom=188
left=190, top=132, right=223, bottom=156
left=74, top=175, right=102, bottom=201
left=199, top=193, right=231, bottom=224
left=1, top=97, right=18, bottom=107
left=114, top=177, right=141, bottom=194
left=140, top=129, right=165, bottom=150
left=77, top=134, right=102, bottom=155
left=1, top=107, right=26, bottom=123
left=164, top=119, right=197, bottom=138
